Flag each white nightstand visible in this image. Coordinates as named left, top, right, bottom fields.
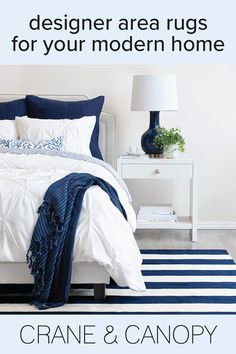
left=117, top=156, right=198, bottom=242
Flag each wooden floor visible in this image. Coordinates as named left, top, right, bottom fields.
left=135, top=229, right=236, bottom=260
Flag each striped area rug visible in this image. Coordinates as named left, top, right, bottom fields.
left=75, top=249, right=236, bottom=314
left=1, top=249, right=236, bottom=314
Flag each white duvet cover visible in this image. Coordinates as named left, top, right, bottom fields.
left=0, top=149, right=145, bottom=291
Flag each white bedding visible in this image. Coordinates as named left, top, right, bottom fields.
left=0, top=149, right=145, bottom=291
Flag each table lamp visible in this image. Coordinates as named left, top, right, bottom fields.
left=131, top=74, right=178, bottom=155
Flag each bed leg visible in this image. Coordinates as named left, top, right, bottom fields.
left=94, top=284, right=106, bottom=301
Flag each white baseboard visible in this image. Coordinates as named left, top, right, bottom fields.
left=197, top=222, right=236, bottom=230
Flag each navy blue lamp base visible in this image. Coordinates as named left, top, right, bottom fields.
left=141, top=111, right=163, bottom=155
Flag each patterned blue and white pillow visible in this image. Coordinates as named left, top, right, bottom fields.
left=0, top=136, right=63, bottom=151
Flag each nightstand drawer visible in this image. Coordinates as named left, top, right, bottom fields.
left=121, top=163, right=192, bottom=179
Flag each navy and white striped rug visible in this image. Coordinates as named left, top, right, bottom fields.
left=74, top=249, right=236, bottom=314
left=1, top=249, right=236, bottom=313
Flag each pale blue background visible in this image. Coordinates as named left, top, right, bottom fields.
left=0, top=314, right=235, bottom=353
left=0, top=0, right=235, bottom=64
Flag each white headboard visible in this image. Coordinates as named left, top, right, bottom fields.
left=0, top=94, right=116, bottom=167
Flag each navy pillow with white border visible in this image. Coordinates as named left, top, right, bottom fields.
left=26, top=95, right=105, bottom=160
left=0, top=99, right=27, bottom=119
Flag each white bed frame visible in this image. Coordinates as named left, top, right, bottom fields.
left=0, top=94, right=116, bottom=299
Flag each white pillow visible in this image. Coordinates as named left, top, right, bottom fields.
left=15, top=115, right=96, bottom=155
left=0, top=120, right=18, bottom=139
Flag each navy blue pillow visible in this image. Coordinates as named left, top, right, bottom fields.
left=0, top=99, right=27, bottom=119
left=26, top=95, right=105, bottom=160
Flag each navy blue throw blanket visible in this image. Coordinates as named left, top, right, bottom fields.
left=27, top=173, right=127, bottom=309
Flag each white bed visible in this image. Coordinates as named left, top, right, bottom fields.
left=0, top=94, right=144, bottom=300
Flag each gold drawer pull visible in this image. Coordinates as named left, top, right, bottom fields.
left=154, top=168, right=160, bottom=175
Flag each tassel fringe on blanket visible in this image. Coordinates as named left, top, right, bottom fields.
left=26, top=172, right=127, bottom=310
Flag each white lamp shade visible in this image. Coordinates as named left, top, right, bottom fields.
left=131, top=75, right=178, bottom=111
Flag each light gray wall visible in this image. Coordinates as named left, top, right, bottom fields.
left=0, top=65, right=235, bottom=223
